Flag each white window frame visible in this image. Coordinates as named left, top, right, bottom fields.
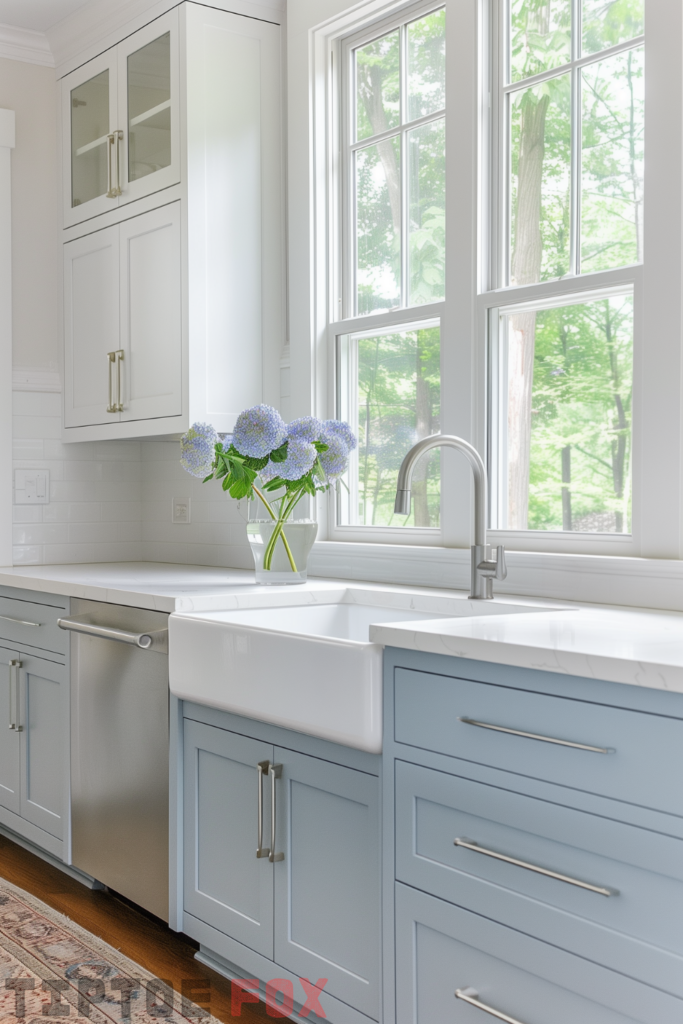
left=307, top=0, right=683, bottom=564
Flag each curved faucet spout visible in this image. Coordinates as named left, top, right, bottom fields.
left=394, top=433, right=506, bottom=599
left=394, top=434, right=487, bottom=546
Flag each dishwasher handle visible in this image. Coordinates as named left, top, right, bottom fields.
left=58, top=616, right=168, bottom=652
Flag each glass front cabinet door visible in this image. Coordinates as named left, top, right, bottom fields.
left=62, top=9, right=180, bottom=228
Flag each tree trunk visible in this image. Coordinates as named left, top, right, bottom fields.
left=359, top=66, right=401, bottom=237
left=507, top=90, right=550, bottom=529
left=561, top=445, right=572, bottom=530
left=411, top=335, right=433, bottom=526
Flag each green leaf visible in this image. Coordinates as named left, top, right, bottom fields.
left=269, top=442, right=289, bottom=463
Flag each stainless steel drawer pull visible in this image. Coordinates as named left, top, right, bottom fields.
left=458, top=717, right=615, bottom=754
left=456, top=988, right=527, bottom=1024
left=256, top=760, right=270, bottom=859
left=0, top=614, right=41, bottom=627
left=454, top=837, right=617, bottom=896
left=8, top=660, right=22, bottom=732
left=269, top=764, right=284, bottom=863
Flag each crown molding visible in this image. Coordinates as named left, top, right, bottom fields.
left=12, top=368, right=62, bottom=393
left=48, top=0, right=286, bottom=78
left=0, top=23, right=54, bottom=67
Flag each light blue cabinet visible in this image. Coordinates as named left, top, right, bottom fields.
left=181, top=706, right=381, bottom=1024
left=385, top=647, right=683, bottom=1024
left=0, top=588, right=70, bottom=861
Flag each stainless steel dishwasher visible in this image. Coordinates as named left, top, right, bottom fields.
left=59, top=599, right=169, bottom=921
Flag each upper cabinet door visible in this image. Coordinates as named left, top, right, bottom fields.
left=118, top=202, right=182, bottom=423
left=63, top=225, right=121, bottom=428
left=63, top=50, right=119, bottom=229
left=116, top=9, right=180, bottom=208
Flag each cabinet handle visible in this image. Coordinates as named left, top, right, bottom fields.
left=8, top=660, right=22, bottom=732
left=0, top=614, right=41, bottom=628
left=114, top=129, right=123, bottom=195
left=454, top=837, right=617, bottom=897
left=455, top=988, right=527, bottom=1024
left=269, top=764, right=284, bottom=862
left=106, top=131, right=122, bottom=198
left=107, top=351, right=117, bottom=412
left=256, top=760, right=270, bottom=859
left=458, top=717, right=615, bottom=754
left=115, top=349, right=124, bottom=412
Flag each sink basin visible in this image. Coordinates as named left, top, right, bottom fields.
left=169, top=588, right=552, bottom=752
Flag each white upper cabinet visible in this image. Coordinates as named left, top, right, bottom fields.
left=61, top=3, right=284, bottom=442
left=62, top=9, right=180, bottom=229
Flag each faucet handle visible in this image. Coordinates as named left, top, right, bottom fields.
left=477, top=545, right=507, bottom=582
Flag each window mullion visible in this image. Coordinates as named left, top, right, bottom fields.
left=400, top=23, right=408, bottom=307
left=570, top=0, right=581, bottom=277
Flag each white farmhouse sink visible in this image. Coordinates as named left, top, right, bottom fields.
left=169, top=587, right=551, bottom=753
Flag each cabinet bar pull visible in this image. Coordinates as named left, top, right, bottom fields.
left=256, top=760, right=270, bottom=859
left=455, top=988, right=527, bottom=1024
left=454, top=837, right=616, bottom=896
left=0, top=614, right=40, bottom=627
left=458, top=717, right=614, bottom=754
left=269, top=764, right=284, bottom=863
left=114, top=349, right=124, bottom=412
left=107, top=352, right=117, bottom=412
left=106, top=131, right=122, bottom=198
left=8, top=660, right=22, bottom=732
left=114, top=130, right=123, bottom=196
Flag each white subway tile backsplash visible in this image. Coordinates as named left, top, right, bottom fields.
left=12, top=545, right=42, bottom=565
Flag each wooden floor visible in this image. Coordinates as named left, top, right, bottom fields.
left=0, top=834, right=271, bottom=1024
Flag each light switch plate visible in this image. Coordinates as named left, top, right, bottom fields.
left=15, top=470, right=50, bottom=505
left=172, top=497, right=191, bottom=524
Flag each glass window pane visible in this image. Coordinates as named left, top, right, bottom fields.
left=581, top=47, right=644, bottom=273
left=501, top=294, right=632, bottom=532
left=510, top=0, right=571, bottom=84
left=355, top=30, right=400, bottom=143
left=408, top=119, right=445, bottom=306
left=355, top=138, right=401, bottom=314
left=407, top=9, right=446, bottom=120
left=338, top=325, right=441, bottom=528
left=128, top=32, right=171, bottom=183
left=71, top=70, right=110, bottom=208
left=509, top=74, right=571, bottom=285
left=582, top=0, right=644, bottom=55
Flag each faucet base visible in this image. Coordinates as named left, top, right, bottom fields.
left=470, top=545, right=493, bottom=600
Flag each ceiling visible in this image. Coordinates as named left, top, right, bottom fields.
left=0, top=0, right=93, bottom=33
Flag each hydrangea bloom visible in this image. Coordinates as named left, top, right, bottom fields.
left=180, top=422, right=218, bottom=478
left=318, top=433, right=349, bottom=479
left=321, top=419, right=357, bottom=452
left=232, top=404, right=287, bottom=459
left=287, top=416, right=323, bottom=443
left=274, top=437, right=317, bottom=481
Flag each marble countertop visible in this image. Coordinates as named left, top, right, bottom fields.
left=3, top=562, right=683, bottom=696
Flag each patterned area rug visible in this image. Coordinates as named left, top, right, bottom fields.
left=0, top=876, right=215, bottom=1022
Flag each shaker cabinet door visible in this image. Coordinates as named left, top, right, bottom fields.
left=183, top=720, right=274, bottom=959
left=0, top=648, right=21, bottom=816
left=64, top=226, right=120, bottom=428
left=272, top=747, right=381, bottom=1021
left=19, top=654, right=69, bottom=841
left=119, top=203, right=182, bottom=423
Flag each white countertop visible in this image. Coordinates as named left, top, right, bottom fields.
left=3, top=562, right=683, bottom=696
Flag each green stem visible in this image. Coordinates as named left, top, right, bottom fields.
left=263, top=491, right=302, bottom=572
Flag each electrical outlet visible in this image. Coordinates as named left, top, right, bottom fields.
left=172, top=498, right=191, bottom=524
left=15, top=470, right=50, bottom=504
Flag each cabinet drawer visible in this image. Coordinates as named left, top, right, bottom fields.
left=395, top=882, right=683, bottom=1024
left=0, top=596, right=68, bottom=656
left=394, top=667, right=683, bottom=819
left=396, top=760, right=683, bottom=997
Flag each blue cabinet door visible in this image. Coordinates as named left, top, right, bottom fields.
left=183, top=719, right=274, bottom=959
left=273, top=746, right=381, bottom=1021
left=0, top=647, right=21, bottom=816
left=19, top=652, right=69, bottom=840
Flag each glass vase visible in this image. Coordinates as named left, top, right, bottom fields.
left=246, top=519, right=318, bottom=584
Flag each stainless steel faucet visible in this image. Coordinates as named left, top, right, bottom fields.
left=394, top=434, right=507, bottom=599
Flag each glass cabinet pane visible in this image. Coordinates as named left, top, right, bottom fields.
left=71, top=70, right=110, bottom=208
left=127, top=33, right=171, bottom=183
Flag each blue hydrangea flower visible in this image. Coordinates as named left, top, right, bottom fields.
left=287, top=416, right=323, bottom=443
left=232, top=404, right=287, bottom=459
left=180, top=422, right=218, bottom=478
left=318, top=434, right=349, bottom=479
left=273, top=437, right=317, bottom=481
left=321, top=419, right=357, bottom=452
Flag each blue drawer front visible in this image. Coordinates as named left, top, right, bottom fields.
left=394, top=667, right=683, bottom=819
left=395, top=882, right=683, bottom=1024
left=0, top=594, right=68, bottom=657
left=395, top=759, right=683, bottom=997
